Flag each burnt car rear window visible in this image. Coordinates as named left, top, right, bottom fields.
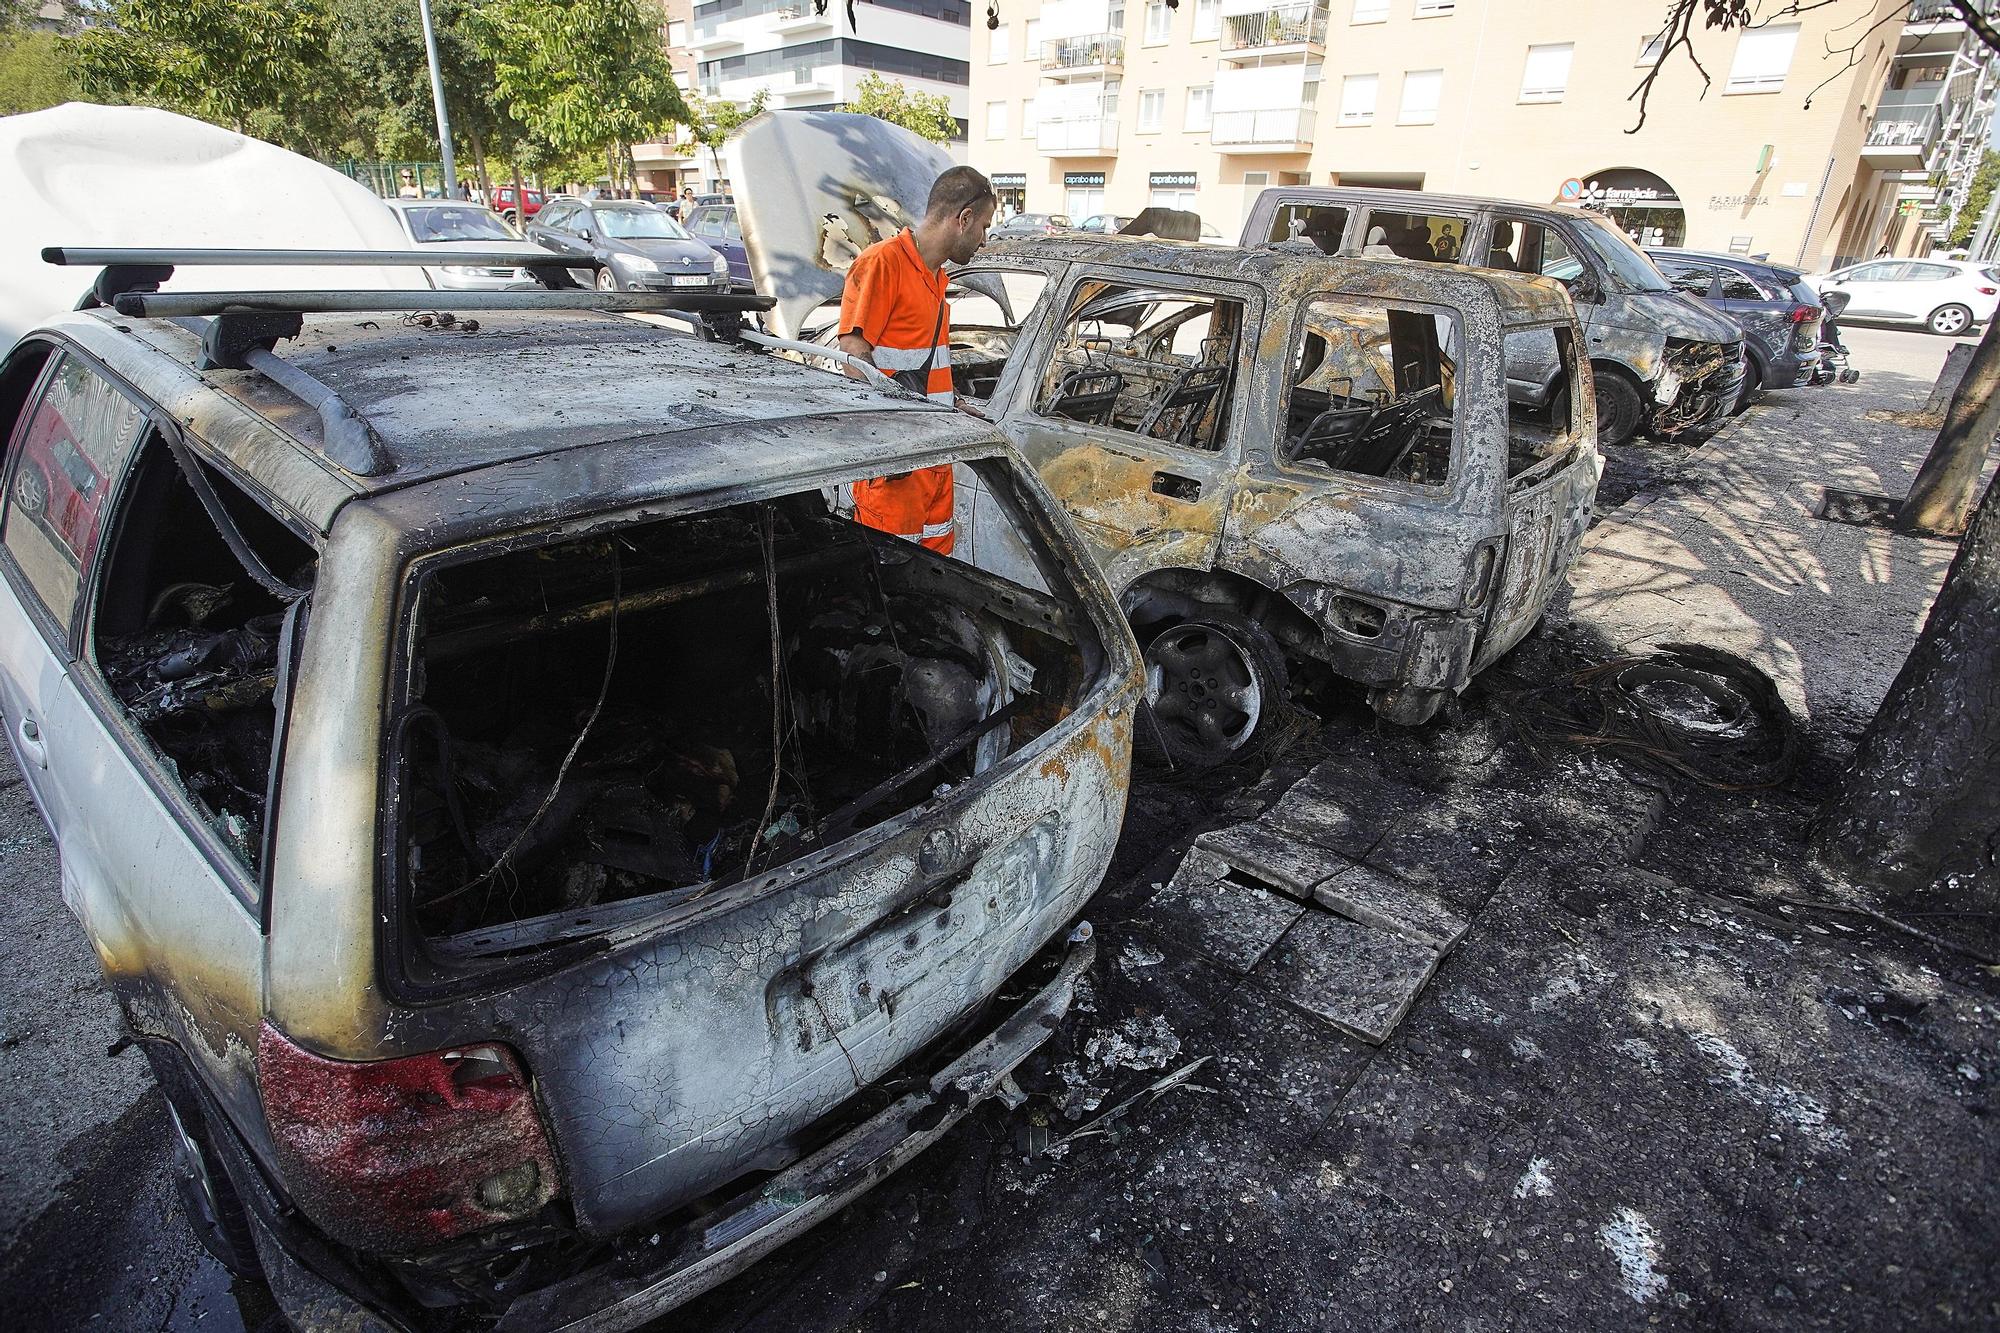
left=389, top=466, right=1104, bottom=978
left=1280, top=297, right=1459, bottom=487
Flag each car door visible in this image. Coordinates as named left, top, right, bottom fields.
left=1892, top=261, right=1960, bottom=320
left=1823, top=262, right=1904, bottom=317
left=989, top=268, right=1259, bottom=590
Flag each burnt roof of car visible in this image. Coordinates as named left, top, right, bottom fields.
left=63, top=308, right=957, bottom=509
left=980, top=234, right=1577, bottom=326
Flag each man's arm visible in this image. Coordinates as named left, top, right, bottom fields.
left=836, top=331, right=878, bottom=382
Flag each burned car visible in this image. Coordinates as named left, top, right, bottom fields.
left=1240, top=186, right=1747, bottom=448
left=0, top=256, right=1140, bottom=1328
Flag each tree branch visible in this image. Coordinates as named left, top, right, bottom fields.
left=1628, top=0, right=1715, bottom=135
left=1948, top=0, right=2000, bottom=54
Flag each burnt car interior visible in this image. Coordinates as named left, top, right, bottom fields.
left=92, top=436, right=316, bottom=873
left=1502, top=325, right=1585, bottom=480
left=1281, top=298, right=1457, bottom=484
left=1035, top=283, right=1244, bottom=450
left=393, top=471, right=1099, bottom=967
left=947, top=271, right=1048, bottom=402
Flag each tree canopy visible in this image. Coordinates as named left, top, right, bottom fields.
left=1950, top=150, right=2000, bottom=247
left=847, top=71, right=957, bottom=144
left=468, top=0, right=687, bottom=160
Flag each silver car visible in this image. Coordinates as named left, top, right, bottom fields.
left=382, top=197, right=546, bottom=290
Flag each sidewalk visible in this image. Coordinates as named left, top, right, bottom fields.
left=680, top=338, right=2000, bottom=1333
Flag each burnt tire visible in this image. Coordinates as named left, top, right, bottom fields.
left=1593, top=372, right=1645, bottom=447
left=1135, top=610, right=1288, bottom=769
left=1731, top=357, right=1762, bottom=416
left=145, top=1045, right=264, bottom=1280
left=1927, top=303, right=1973, bottom=336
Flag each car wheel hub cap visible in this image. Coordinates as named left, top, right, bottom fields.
left=1146, top=625, right=1260, bottom=752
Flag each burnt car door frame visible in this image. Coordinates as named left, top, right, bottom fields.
left=983, top=260, right=1267, bottom=589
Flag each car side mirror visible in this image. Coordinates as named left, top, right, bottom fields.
left=578, top=228, right=594, bottom=242
left=1568, top=275, right=1602, bottom=304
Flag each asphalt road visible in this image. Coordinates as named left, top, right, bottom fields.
left=0, top=319, right=1978, bottom=1332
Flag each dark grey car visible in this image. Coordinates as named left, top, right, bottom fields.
left=527, top=197, right=730, bottom=292
left=1647, top=248, right=1822, bottom=412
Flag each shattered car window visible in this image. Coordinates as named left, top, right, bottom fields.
left=1360, top=210, right=1468, bottom=263
left=1280, top=296, right=1458, bottom=486
left=1501, top=325, right=1583, bottom=480
left=1034, top=281, right=1244, bottom=451
left=949, top=269, right=1048, bottom=402
left=1483, top=217, right=1579, bottom=287
left=1266, top=203, right=1350, bottom=253
left=92, top=437, right=316, bottom=875
left=392, top=466, right=1104, bottom=968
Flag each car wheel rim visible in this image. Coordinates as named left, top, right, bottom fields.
left=1936, top=307, right=1969, bottom=334
left=1144, top=624, right=1262, bottom=756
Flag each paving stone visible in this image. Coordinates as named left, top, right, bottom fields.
left=1262, top=762, right=1432, bottom=859
left=1314, top=862, right=1468, bottom=953
left=1134, top=849, right=1305, bottom=973
left=1261, top=912, right=1440, bottom=1044
left=1194, top=819, right=1352, bottom=901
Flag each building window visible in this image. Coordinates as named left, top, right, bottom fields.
left=1151, top=175, right=1199, bottom=210
left=1186, top=84, right=1213, bottom=131
left=989, top=24, right=1009, bottom=63
left=1144, top=0, right=1172, bottom=44
left=1414, top=0, right=1455, bottom=14
left=986, top=99, right=1009, bottom=138
left=1352, top=0, right=1387, bottom=22
left=1023, top=96, right=1039, bottom=134
left=667, top=20, right=687, bottom=46
left=1103, top=78, right=1122, bottom=115
left=1339, top=72, right=1377, bottom=125
left=1138, top=88, right=1165, bottom=131
left=1636, top=31, right=1665, bottom=66
left=1398, top=69, right=1441, bottom=124
left=1519, top=43, right=1573, bottom=103
left=1244, top=171, right=1271, bottom=187
left=1726, top=23, right=1799, bottom=94
left=1193, top=0, right=1219, bottom=41
left=1109, top=4, right=1126, bottom=30
left=1025, top=18, right=1041, bottom=56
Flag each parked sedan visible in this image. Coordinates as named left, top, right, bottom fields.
left=1647, top=247, right=1821, bottom=411
left=382, top=198, right=545, bottom=290
left=1072, top=214, right=1133, bottom=234
left=683, top=201, right=752, bottom=290
left=1810, top=256, right=1999, bottom=335
left=990, top=212, right=1072, bottom=239
left=527, top=197, right=731, bottom=292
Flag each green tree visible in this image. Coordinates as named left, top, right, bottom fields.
left=686, top=87, right=768, bottom=184
left=1949, top=149, right=2000, bottom=247
left=846, top=70, right=956, bottom=144
left=331, top=0, right=520, bottom=192
left=65, top=0, right=343, bottom=153
left=0, top=26, right=74, bottom=115
left=469, top=0, right=687, bottom=192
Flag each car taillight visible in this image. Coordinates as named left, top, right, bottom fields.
left=257, top=1022, right=560, bottom=1252
left=1789, top=305, right=1816, bottom=323
left=1980, top=286, right=1997, bottom=296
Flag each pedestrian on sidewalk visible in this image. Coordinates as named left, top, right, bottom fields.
left=834, top=165, right=996, bottom=555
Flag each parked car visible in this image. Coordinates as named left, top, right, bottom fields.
left=991, top=212, right=1073, bottom=239
left=381, top=198, right=546, bottom=291
left=0, top=256, right=1140, bottom=1328
left=1240, top=187, right=1746, bottom=447
left=734, top=112, right=1604, bottom=741
left=1647, top=247, right=1822, bottom=412
left=1809, top=256, right=1999, bottom=335
left=1072, top=214, right=1133, bottom=234
left=683, top=200, right=752, bottom=291
left=489, top=184, right=545, bottom=226
left=527, top=197, right=731, bottom=291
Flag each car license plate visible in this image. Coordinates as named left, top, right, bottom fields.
left=671, top=275, right=709, bottom=288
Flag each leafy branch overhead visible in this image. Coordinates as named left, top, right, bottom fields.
left=468, top=0, right=687, bottom=158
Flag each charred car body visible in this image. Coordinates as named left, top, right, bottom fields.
left=734, top=113, right=1604, bottom=748
left=0, top=255, right=1140, bottom=1327
left=1240, top=187, right=1746, bottom=448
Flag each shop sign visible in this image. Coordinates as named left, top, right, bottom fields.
left=1063, top=171, right=1106, bottom=187
left=1150, top=172, right=1197, bottom=189
left=991, top=172, right=1027, bottom=187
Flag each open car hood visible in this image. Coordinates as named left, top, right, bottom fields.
left=0, top=102, right=413, bottom=347
left=728, top=111, right=1010, bottom=339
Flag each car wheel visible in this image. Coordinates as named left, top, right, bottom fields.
left=1368, top=684, right=1447, bottom=726
left=1927, top=303, right=1973, bottom=336
left=145, top=1046, right=264, bottom=1280
left=1135, top=610, right=1288, bottom=768
left=501, top=209, right=518, bottom=226
left=1732, top=357, right=1762, bottom=415
left=1593, top=372, right=1646, bottom=447
left=595, top=267, right=620, bottom=293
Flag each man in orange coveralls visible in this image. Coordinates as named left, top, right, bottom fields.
left=835, top=166, right=997, bottom=555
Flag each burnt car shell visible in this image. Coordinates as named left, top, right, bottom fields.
left=19, top=306, right=1139, bottom=1329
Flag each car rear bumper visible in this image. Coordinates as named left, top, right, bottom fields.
left=230, top=925, right=1099, bottom=1333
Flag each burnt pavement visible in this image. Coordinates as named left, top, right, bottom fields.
left=2, top=327, right=1996, bottom=1331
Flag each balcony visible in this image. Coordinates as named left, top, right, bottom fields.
left=771, top=3, right=834, bottom=33
left=1211, top=106, right=1316, bottom=153
left=632, top=138, right=704, bottom=165
left=1901, top=0, right=1968, bottom=55
left=1037, top=116, right=1121, bottom=155
left=687, top=23, right=744, bottom=53
left=1862, top=101, right=1942, bottom=171
left=1220, top=4, right=1328, bottom=59
left=1042, top=33, right=1124, bottom=76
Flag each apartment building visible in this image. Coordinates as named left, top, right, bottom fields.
left=1884, top=1, right=2000, bottom=247
left=971, top=0, right=1959, bottom=269
left=633, top=0, right=708, bottom=196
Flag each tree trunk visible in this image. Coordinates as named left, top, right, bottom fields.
left=512, top=161, right=526, bottom=223
left=467, top=121, right=491, bottom=201
left=606, top=143, right=619, bottom=196
left=1816, top=470, right=2000, bottom=904
left=1900, top=317, right=2000, bottom=536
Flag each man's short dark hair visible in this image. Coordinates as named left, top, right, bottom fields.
left=926, top=166, right=996, bottom=219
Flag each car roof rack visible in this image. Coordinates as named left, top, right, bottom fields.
left=43, top=246, right=781, bottom=477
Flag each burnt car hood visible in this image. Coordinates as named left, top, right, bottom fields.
left=1628, top=289, right=1745, bottom=345
left=726, top=111, right=949, bottom=339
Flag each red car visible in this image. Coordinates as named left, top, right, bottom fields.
left=491, top=185, right=545, bottom=225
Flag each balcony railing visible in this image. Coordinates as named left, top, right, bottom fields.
left=1042, top=33, right=1125, bottom=72
left=1037, top=116, right=1121, bottom=153
left=1222, top=4, right=1329, bottom=53
left=1211, top=106, right=1317, bottom=147
left=1866, top=114, right=1937, bottom=148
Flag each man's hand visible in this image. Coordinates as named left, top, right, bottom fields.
left=836, top=331, right=878, bottom=383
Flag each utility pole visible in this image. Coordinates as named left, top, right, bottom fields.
left=416, top=0, right=457, bottom=198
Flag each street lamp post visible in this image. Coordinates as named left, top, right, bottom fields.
left=416, top=0, right=457, bottom=198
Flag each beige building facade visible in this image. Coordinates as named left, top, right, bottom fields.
left=970, top=0, right=1959, bottom=269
